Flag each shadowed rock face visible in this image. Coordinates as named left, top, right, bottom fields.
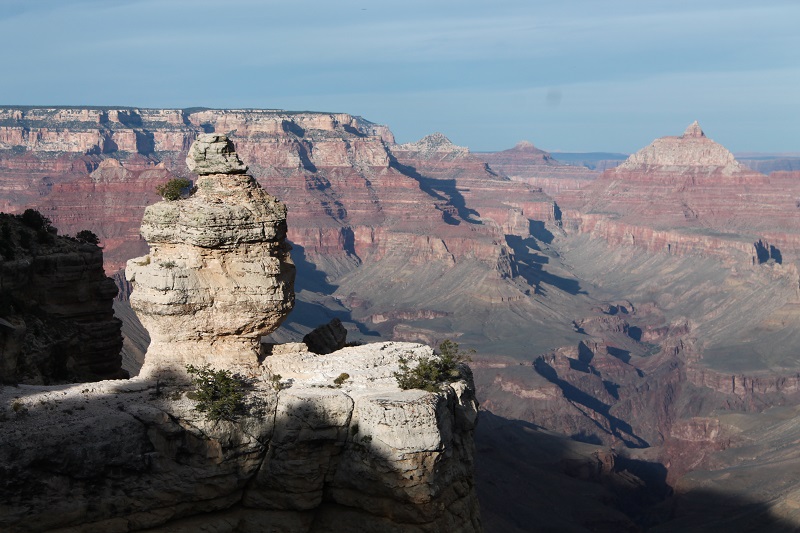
left=126, top=135, right=295, bottom=377
left=0, top=342, right=482, bottom=533
left=0, top=213, right=123, bottom=384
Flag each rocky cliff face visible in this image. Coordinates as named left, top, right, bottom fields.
left=0, top=106, right=586, bottom=371
left=0, top=212, right=123, bottom=384
left=126, top=134, right=295, bottom=377
left=0, top=342, right=481, bottom=533
left=0, top=107, right=517, bottom=281
left=1, top=134, right=481, bottom=532
left=391, top=134, right=559, bottom=238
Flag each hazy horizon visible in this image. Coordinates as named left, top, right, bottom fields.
left=2, top=0, right=799, bottom=154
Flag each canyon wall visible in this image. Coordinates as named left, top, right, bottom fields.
left=475, top=141, right=599, bottom=196
left=1, top=134, right=481, bottom=532
left=0, top=212, right=123, bottom=384
left=557, top=122, right=800, bottom=266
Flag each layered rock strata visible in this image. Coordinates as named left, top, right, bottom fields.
left=0, top=213, right=123, bottom=384
left=558, top=122, right=800, bottom=265
left=126, top=134, right=295, bottom=377
left=475, top=141, right=599, bottom=196
left=391, top=134, right=559, bottom=237
left=0, top=341, right=481, bottom=533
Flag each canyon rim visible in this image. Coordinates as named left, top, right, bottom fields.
left=3, top=107, right=800, bottom=530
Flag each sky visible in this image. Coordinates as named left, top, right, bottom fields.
left=2, top=0, right=799, bottom=153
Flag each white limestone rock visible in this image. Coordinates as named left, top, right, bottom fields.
left=186, top=133, right=248, bottom=175
left=126, top=135, right=295, bottom=378
left=0, top=341, right=481, bottom=533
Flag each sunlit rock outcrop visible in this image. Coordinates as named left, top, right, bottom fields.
left=126, top=133, right=296, bottom=377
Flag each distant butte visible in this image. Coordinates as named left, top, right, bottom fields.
left=557, top=121, right=800, bottom=263
left=615, top=120, right=746, bottom=172
left=476, top=139, right=599, bottom=196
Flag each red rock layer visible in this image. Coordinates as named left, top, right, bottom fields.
left=0, top=108, right=515, bottom=279
left=558, top=122, right=800, bottom=264
left=476, top=141, right=599, bottom=196
left=391, top=133, right=560, bottom=238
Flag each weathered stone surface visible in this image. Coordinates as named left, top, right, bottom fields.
left=185, top=133, right=248, bottom=175
left=126, top=135, right=295, bottom=377
left=0, top=341, right=481, bottom=533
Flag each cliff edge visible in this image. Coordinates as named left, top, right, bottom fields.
left=0, top=341, right=480, bottom=533
left=1, top=135, right=481, bottom=533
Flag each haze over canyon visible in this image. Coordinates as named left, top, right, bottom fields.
left=3, top=106, right=800, bottom=531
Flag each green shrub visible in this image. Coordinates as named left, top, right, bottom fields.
left=185, top=364, right=245, bottom=421
left=156, top=178, right=192, bottom=201
left=75, top=230, right=99, bottom=245
left=269, top=373, right=284, bottom=391
left=20, top=209, right=52, bottom=232
left=393, top=340, right=474, bottom=392
left=333, top=372, right=350, bottom=387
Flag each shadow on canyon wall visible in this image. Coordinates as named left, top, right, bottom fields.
left=388, top=157, right=481, bottom=225
left=280, top=243, right=379, bottom=339
left=505, top=234, right=586, bottom=296
left=475, top=410, right=800, bottom=532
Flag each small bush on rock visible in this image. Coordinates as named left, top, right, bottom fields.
left=334, top=372, right=350, bottom=387
left=185, top=364, right=245, bottom=421
left=156, top=178, right=192, bottom=201
left=393, top=340, right=474, bottom=392
left=75, top=230, right=100, bottom=245
left=20, top=209, right=54, bottom=232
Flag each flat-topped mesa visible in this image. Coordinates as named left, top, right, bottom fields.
left=126, top=134, right=295, bottom=377
left=616, top=121, right=747, bottom=174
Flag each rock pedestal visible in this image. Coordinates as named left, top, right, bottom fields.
left=126, top=134, right=295, bottom=377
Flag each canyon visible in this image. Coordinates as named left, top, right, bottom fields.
left=1, top=134, right=481, bottom=532
left=3, top=107, right=800, bottom=530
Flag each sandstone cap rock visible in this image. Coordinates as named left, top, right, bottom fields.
left=186, top=133, right=248, bottom=175
left=682, top=120, right=705, bottom=138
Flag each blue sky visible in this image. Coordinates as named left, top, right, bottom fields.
left=2, top=0, right=799, bottom=153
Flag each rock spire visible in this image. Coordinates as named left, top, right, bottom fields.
left=126, top=134, right=295, bottom=377
left=682, top=120, right=705, bottom=138
left=185, top=133, right=248, bottom=175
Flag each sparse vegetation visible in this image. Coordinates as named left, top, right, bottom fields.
left=393, top=340, right=474, bottom=392
left=156, top=178, right=192, bottom=201
left=185, top=364, right=245, bottom=421
left=161, top=260, right=177, bottom=269
left=269, top=373, right=285, bottom=391
left=20, top=209, right=53, bottom=233
left=333, top=372, right=350, bottom=387
left=75, top=230, right=99, bottom=245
